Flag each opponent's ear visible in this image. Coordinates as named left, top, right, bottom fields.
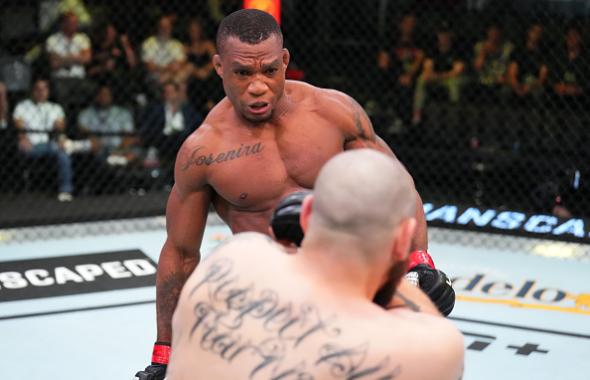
left=300, top=194, right=314, bottom=234
left=391, top=217, right=416, bottom=262
left=267, top=226, right=277, bottom=241
left=282, top=48, right=290, bottom=69
left=213, top=54, right=223, bottom=78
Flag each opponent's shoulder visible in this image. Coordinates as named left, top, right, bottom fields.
left=205, top=232, right=287, bottom=261
left=224, top=232, right=286, bottom=251
left=375, top=312, right=464, bottom=379
left=393, top=309, right=464, bottom=355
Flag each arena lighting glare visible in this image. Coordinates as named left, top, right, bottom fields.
left=243, top=0, right=281, bottom=24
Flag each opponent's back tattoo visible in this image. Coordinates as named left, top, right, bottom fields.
left=180, top=257, right=403, bottom=379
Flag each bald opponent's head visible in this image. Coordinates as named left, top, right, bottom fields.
left=299, top=149, right=417, bottom=300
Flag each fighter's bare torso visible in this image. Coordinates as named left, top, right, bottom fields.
left=177, top=81, right=368, bottom=234
left=168, top=233, right=465, bottom=380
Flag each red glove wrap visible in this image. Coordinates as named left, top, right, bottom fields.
left=408, top=250, right=435, bottom=271
left=151, top=342, right=171, bottom=365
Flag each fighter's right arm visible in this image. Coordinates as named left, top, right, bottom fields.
left=387, top=278, right=441, bottom=316
left=155, top=132, right=213, bottom=343
left=388, top=308, right=464, bottom=380
left=421, top=317, right=465, bottom=380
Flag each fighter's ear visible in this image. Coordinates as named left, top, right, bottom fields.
left=213, top=54, right=223, bottom=78
left=300, top=194, right=313, bottom=234
left=282, top=48, right=290, bottom=69
left=268, top=225, right=277, bottom=241
left=392, top=217, right=417, bottom=262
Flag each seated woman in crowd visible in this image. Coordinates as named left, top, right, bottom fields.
left=179, top=18, right=222, bottom=114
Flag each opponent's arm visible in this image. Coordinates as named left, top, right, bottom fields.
left=387, top=278, right=441, bottom=316
left=337, top=92, right=428, bottom=251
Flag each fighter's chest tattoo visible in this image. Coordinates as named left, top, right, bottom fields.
left=181, top=142, right=265, bottom=171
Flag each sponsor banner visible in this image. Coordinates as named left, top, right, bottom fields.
left=244, top=0, right=281, bottom=24
left=452, top=272, right=590, bottom=316
left=0, top=250, right=156, bottom=302
left=424, top=202, right=590, bottom=243
left=456, top=321, right=590, bottom=380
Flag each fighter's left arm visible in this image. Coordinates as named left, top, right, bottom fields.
left=333, top=94, right=454, bottom=315
left=337, top=93, right=428, bottom=251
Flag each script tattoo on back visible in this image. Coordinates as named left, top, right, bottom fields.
left=184, top=257, right=402, bottom=379
left=181, top=142, right=264, bottom=171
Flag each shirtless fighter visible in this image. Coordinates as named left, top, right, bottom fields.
left=167, top=150, right=465, bottom=380
left=135, top=9, right=453, bottom=379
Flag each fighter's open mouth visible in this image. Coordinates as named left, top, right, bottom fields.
left=250, top=102, right=268, bottom=109
left=248, top=102, right=270, bottom=114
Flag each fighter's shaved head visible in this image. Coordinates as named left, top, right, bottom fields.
left=306, top=149, right=416, bottom=253
left=216, top=9, right=283, bottom=56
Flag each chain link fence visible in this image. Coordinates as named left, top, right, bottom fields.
left=1, top=0, right=589, bottom=250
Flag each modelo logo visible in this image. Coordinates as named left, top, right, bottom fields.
left=452, top=273, right=590, bottom=314
left=424, top=203, right=590, bottom=242
left=0, top=250, right=156, bottom=302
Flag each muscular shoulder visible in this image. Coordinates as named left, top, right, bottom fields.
left=202, top=97, right=233, bottom=126
left=174, top=121, right=220, bottom=193
left=203, top=232, right=286, bottom=268
left=311, top=86, right=379, bottom=147
left=314, top=86, right=356, bottom=118
left=383, top=311, right=464, bottom=379
left=223, top=232, right=286, bottom=252
left=285, top=82, right=353, bottom=122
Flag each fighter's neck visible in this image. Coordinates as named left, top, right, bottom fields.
left=295, top=244, right=384, bottom=300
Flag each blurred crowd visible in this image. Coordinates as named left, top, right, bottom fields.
left=371, top=12, right=588, bottom=129
left=0, top=1, right=587, bottom=220
left=0, top=6, right=233, bottom=201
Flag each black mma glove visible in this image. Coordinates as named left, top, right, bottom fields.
left=134, top=342, right=170, bottom=380
left=270, top=190, right=311, bottom=246
left=406, top=250, right=455, bottom=316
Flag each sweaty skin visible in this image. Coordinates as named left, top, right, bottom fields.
left=167, top=234, right=464, bottom=380
left=155, top=35, right=429, bottom=343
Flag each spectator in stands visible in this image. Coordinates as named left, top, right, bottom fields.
left=87, top=23, right=138, bottom=103
left=46, top=11, right=94, bottom=107
left=412, top=23, right=465, bottom=125
left=0, top=81, right=10, bottom=193
left=13, top=79, right=74, bottom=201
left=141, top=15, right=186, bottom=98
left=507, top=22, right=548, bottom=102
left=376, top=12, right=425, bottom=127
left=0, top=81, right=7, bottom=129
left=139, top=81, right=201, bottom=183
left=56, top=0, right=92, bottom=30
left=472, top=23, right=514, bottom=100
left=78, top=84, right=139, bottom=164
left=179, top=18, right=221, bottom=114
left=551, top=24, right=589, bottom=105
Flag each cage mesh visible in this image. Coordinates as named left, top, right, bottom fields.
left=1, top=0, right=589, bottom=253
